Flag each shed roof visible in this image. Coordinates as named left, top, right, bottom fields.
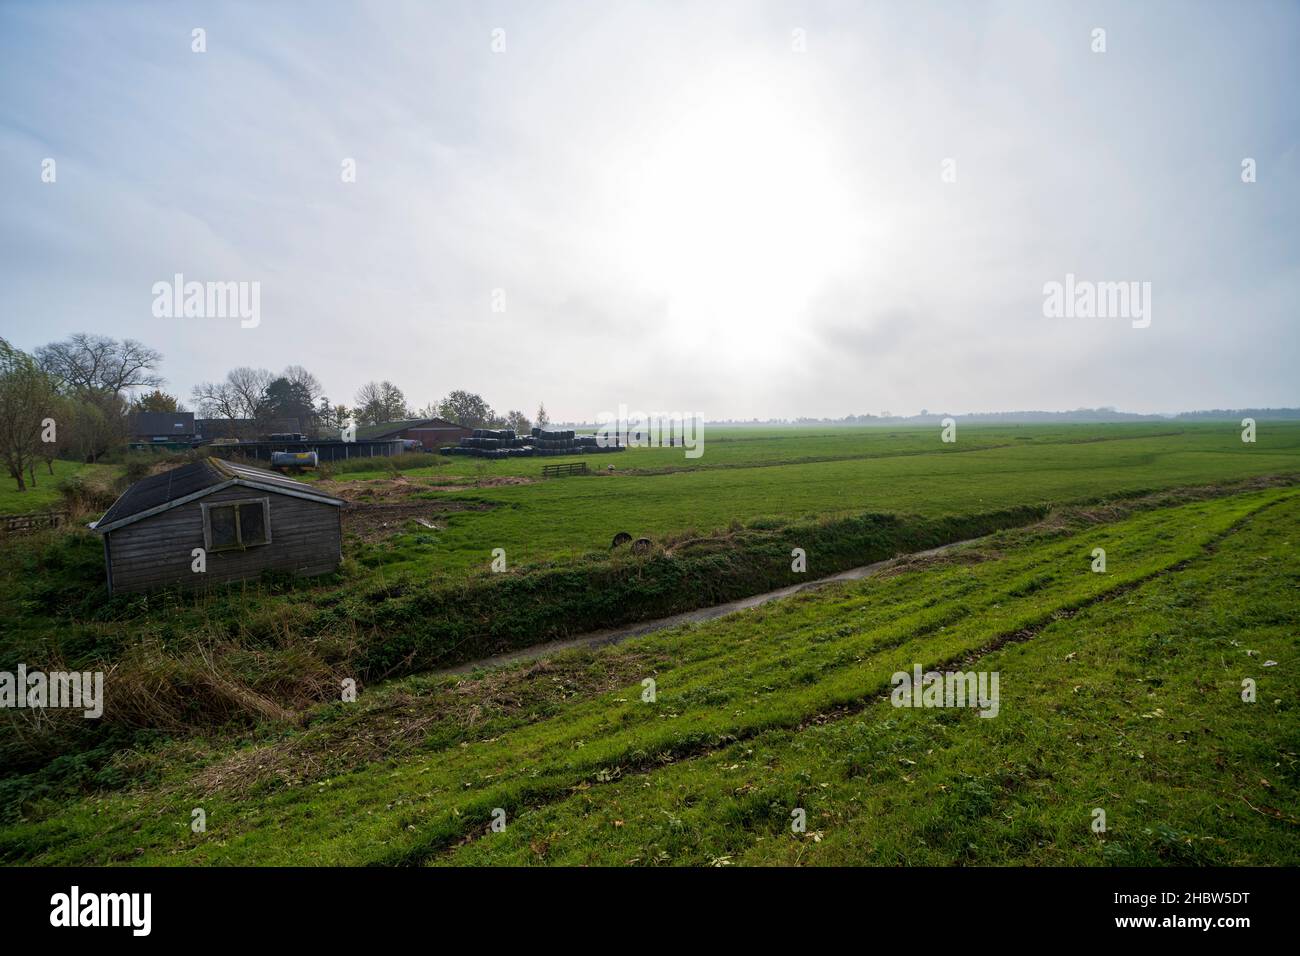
left=92, top=458, right=343, bottom=534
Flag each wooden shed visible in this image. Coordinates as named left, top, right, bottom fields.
left=91, top=458, right=345, bottom=594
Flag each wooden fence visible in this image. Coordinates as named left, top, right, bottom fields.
left=541, top=462, right=589, bottom=478
left=0, top=510, right=68, bottom=537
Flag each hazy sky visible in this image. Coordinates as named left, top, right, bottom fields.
left=2, top=0, right=1296, bottom=420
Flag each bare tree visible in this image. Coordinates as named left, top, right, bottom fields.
left=190, top=380, right=243, bottom=421
left=379, top=381, right=409, bottom=420
left=227, top=367, right=274, bottom=421
left=36, top=334, right=164, bottom=397
left=354, top=381, right=408, bottom=425
left=192, top=367, right=273, bottom=424
left=282, top=365, right=323, bottom=404
left=354, top=381, right=384, bottom=425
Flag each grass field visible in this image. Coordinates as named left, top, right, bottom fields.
left=0, top=423, right=1297, bottom=866
left=0, top=460, right=117, bottom=515
left=334, top=423, right=1300, bottom=577
left=2, top=486, right=1294, bottom=864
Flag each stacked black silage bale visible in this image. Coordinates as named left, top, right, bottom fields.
left=441, top=425, right=626, bottom=458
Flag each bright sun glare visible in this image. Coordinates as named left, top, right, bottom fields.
left=614, top=69, right=861, bottom=359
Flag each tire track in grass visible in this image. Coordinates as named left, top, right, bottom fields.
left=453, top=495, right=1300, bottom=866
left=397, top=493, right=1291, bottom=865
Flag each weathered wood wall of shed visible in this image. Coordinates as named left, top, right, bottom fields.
left=105, top=486, right=341, bottom=593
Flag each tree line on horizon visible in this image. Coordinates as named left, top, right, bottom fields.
left=0, top=333, right=551, bottom=491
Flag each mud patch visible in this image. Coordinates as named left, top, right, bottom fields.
left=344, top=500, right=493, bottom=541
left=321, top=475, right=510, bottom=539
left=421, top=475, right=536, bottom=492
left=320, top=474, right=535, bottom=502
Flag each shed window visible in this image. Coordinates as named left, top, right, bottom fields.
left=209, top=505, right=238, bottom=548
left=202, top=498, right=271, bottom=551
left=238, top=502, right=266, bottom=544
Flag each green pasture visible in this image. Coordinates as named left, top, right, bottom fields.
left=4, top=487, right=1294, bottom=864
left=350, top=423, right=1300, bottom=578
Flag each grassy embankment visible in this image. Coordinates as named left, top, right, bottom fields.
left=1, top=487, right=1295, bottom=864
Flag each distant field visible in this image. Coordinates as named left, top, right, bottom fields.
left=335, top=423, right=1300, bottom=578
left=0, top=460, right=117, bottom=515
left=6, top=487, right=1294, bottom=864
left=322, top=422, right=1192, bottom=480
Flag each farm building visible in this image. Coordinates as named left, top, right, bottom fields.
left=91, top=458, right=344, bottom=594
left=128, top=411, right=196, bottom=450
left=205, top=437, right=405, bottom=463
left=195, top=418, right=254, bottom=441
left=357, top=418, right=472, bottom=448
left=193, top=417, right=303, bottom=442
